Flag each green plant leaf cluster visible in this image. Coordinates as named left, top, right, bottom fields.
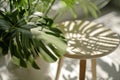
left=0, top=0, right=67, bottom=69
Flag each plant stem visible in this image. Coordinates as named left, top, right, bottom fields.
left=44, top=0, right=56, bottom=17
left=28, top=0, right=31, bottom=15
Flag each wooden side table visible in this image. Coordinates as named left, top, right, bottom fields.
left=55, top=20, right=120, bottom=80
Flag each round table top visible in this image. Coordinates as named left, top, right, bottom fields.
left=57, top=20, right=120, bottom=59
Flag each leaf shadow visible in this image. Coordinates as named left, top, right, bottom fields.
left=97, top=59, right=120, bottom=80
left=62, top=58, right=79, bottom=80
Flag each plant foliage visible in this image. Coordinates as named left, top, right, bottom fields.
left=0, top=0, right=101, bottom=69
left=0, top=0, right=67, bottom=69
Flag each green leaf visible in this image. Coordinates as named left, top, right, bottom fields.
left=39, top=40, right=58, bottom=62
left=0, top=19, right=10, bottom=30
left=88, top=2, right=100, bottom=18
left=28, top=55, right=40, bottom=69
left=62, top=0, right=76, bottom=8
left=39, top=45, right=57, bottom=62
left=48, top=44, right=63, bottom=57
left=12, top=55, right=27, bottom=68
left=69, top=8, right=77, bottom=18
left=20, top=58, right=27, bottom=68
left=12, top=56, right=20, bottom=67
left=31, top=28, right=67, bottom=62
left=32, top=28, right=67, bottom=53
left=31, top=61, right=40, bottom=69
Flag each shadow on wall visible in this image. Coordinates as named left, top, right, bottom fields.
left=97, top=59, right=120, bottom=80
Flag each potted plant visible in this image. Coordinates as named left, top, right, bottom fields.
left=0, top=0, right=111, bottom=80
left=0, top=0, right=68, bottom=68
left=0, top=0, right=67, bottom=79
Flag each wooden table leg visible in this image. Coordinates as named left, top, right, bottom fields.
left=55, top=57, right=64, bottom=80
left=91, top=59, right=96, bottom=80
left=80, top=60, right=86, bottom=80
